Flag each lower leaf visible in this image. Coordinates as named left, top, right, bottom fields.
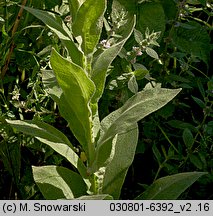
left=33, top=166, right=87, bottom=199
left=135, top=172, right=207, bottom=200
left=6, top=120, right=89, bottom=183
left=102, top=125, right=139, bottom=199
left=77, top=194, right=113, bottom=200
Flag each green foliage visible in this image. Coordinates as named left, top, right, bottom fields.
left=72, top=0, right=106, bottom=55
left=50, top=49, right=96, bottom=162
left=5, top=0, right=183, bottom=199
left=33, top=166, right=87, bottom=199
left=102, top=127, right=138, bottom=198
left=137, top=2, right=165, bottom=40
left=172, top=21, right=211, bottom=65
left=136, top=172, right=207, bottom=199
left=22, top=6, right=84, bottom=67
left=91, top=85, right=181, bottom=174
left=5, top=119, right=88, bottom=180
left=1, top=0, right=212, bottom=200
left=91, top=15, right=136, bottom=108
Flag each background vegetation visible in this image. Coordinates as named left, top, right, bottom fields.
left=0, top=0, right=212, bottom=199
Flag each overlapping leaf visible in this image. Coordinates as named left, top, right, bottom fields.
left=72, top=0, right=106, bottom=55
left=33, top=166, right=87, bottom=199
left=90, top=85, right=181, bottom=172
left=99, top=86, right=181, bottom=147
left=6, top=120, right=88, bottom=180
left=68, top=0, right=85, bottom=22
left=42, top=70, right=62, bottom=104
left=50, top=49, right=96, bottom=161
left=22, top=6, right=84, bottom=67
left=91, top=16, right=136, bottom=109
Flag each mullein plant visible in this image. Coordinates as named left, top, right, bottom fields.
left=6, top=0, right=206, bottom=199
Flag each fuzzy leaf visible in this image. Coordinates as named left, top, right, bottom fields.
left=72, top=0, right=106, bottom=55
left=33, top=166, right=87, bottom=199
left=91, top=85, right=181, bottom=172
left=50, top=49, right=96, bottom=160
left=128, top=75, right=138, bottom=93
left=102, top=126, right=139, bottom=199
left=6, top=120, right=88, bottom=180
left=136, top=172, right=207, bottom=199
left=146, top=47, right=159, bottom=59
left=68, top=0, right=85, bottom=22
left=77, top=194, right=113, bottom=200
left=134, top=28, right=144, bottom=44
left=42, top=70, right=62, bottom=104
left=91, top=16, right=136, bottom=110
left=133, top=63, right=149, bottom=80
left=99, top=86, right=181, bottom=146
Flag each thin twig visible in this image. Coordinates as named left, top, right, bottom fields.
left=1, top=0, right=28, bottom=79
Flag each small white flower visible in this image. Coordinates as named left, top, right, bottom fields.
left=100, top=40, right=111, bottom=49
left=133, top=46, right=142, bottom=56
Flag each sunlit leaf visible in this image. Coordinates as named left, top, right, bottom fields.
left=136, top=172, right=207, bottom=199
left=90, top=85, right=181, bottom=172
left=33, top=166, right=87, bottom=199
left=146, top=47, right=159, bottom=59
left=128, top=75, right=138, bottom=93
left=50, top=49, right=96, bottom=160
left=102, top=126, right=139, bottom=199
left=72, top=0, right=106, bottom=55
left=91, top=16, right=136, bottom=110
left=6, top=120, right=88, bottom=180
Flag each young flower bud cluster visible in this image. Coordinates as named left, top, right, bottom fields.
left=111, top=8, right=128, bottom=30
left=127, top=28, right=161, bottom=63
left=127, top=47, right=143, bottom=64
left=143, top=28, right=161, bottom=48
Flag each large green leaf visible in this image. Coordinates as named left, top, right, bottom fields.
left=68, top=0, right=85, bottom=22
left=6, top=120, right=88, bottom=180
left=33, top=166, right=87, bottom=199
left=72, top=0, right=106, bottom=55
left=91, top=16, right=136, bottom=109
left=102, top=126, right=139, bottom=199
left=22, top=6, right=84, bottom=67
left=50, top=49, right=96, bottom=161
left=136, top=172, right=207, bottom=199
left=90, top=85, right=181, bottom=172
